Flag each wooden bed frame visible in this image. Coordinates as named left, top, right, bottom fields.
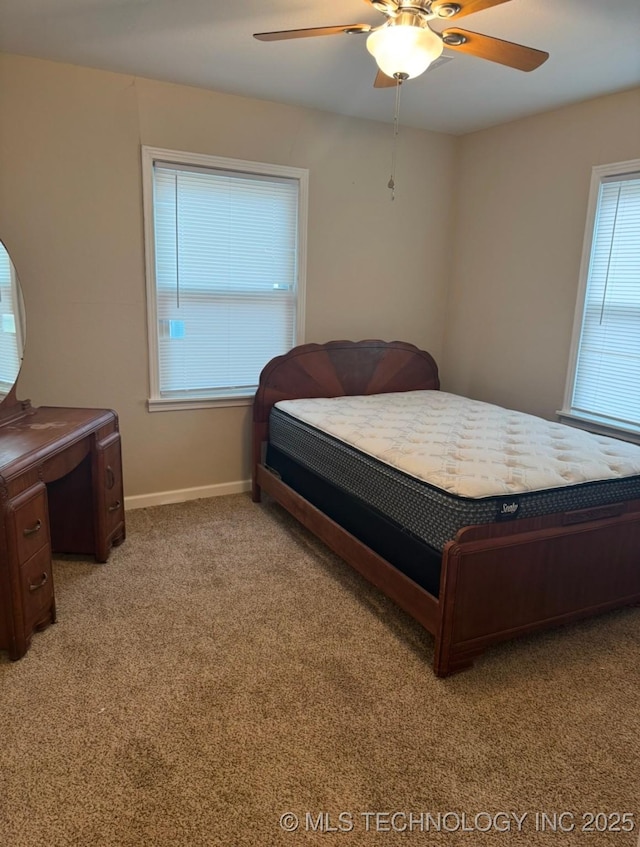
left=252, top=339, right=640, bottom=676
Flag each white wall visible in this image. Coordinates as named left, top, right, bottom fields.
left=2, top=51, right=637, bottom=500
left=441, top=87, right=640, bottom=420
left=0, top=54, right=456, bottom=499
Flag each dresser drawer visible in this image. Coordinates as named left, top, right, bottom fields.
left=98, top=433, right=125, bottom=536
left=93, top=432, right=125, bottom=563
left=21, top=546, right=54, bottom=627
left=7, top=484, right=50, bottom=565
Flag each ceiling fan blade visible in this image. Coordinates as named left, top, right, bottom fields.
left=374, top=69, right=397, bottom=88
left=432, top=0, right=512, bottom=19
left=441, top=28, right=549, bottom=71
left=254, top=24, right=371, bottom=41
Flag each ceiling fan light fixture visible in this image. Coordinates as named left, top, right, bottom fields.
left=366, top=23, right=444, bottom=80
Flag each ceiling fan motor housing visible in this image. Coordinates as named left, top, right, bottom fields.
left=383, top=1, right=462, bottom=17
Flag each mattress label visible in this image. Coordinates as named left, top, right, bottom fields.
left=496, top=499, right=521, bottom=520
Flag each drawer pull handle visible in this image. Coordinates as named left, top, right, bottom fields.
left=106, top=466, right=115, bottom=490
left=23, top=519, right=42, bottom=537
left=29, top=572, right=48, bottom=592
left=108, top=500, right=122, bottom=513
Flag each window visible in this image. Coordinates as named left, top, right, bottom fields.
left=142, top=147, right=308, bottom=410
left=561, top=160, right=640, bottom=440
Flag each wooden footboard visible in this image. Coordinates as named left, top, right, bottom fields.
left=434, top=501, right=640, bottom=676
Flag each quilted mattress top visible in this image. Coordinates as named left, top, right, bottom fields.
left=274, top=391, right=640, bottom=499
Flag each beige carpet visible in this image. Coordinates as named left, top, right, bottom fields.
left=1, top=494, right=638, bottom=847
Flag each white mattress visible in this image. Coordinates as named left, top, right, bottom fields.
left=274, top=391, right=640, bottom=499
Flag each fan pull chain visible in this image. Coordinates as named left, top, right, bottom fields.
left=388, top=76, right=404, bottom=201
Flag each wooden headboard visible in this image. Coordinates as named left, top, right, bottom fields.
left=253, top=339, right=440, bottom=425
left=252, top=339, right=440, bottom=501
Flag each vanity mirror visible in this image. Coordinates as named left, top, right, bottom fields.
left=0, top=240, right=25, bottom=398
left=0, top=240, right=29, bottom=424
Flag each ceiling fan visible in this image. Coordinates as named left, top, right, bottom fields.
left=254, top=0, right=549, bottom=87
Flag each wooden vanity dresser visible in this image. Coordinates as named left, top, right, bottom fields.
left=0, top=387, right=125, bottom=660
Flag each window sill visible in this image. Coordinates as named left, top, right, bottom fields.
left=148, top=395, right=253, bottom=412
left=557, top=410, right=640, bottom=445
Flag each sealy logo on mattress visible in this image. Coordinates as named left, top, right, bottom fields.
left=497, top=499, right=520, bottom=520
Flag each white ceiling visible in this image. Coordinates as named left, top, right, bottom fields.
left=1, top=0, right=639, bottom=134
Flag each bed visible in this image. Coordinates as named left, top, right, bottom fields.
left=252, top=339, right=640, bottom=676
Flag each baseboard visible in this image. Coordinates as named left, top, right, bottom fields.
left=124, top=480, right=251, bottom=510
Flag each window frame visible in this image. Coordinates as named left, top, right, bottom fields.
left=141, top=146, right=308, bottom=412
left=559, top=158, right=640, bottom=444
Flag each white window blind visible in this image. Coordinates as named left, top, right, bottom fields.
left=563, top=165, right=640, bottom=436
left=143, top=149, right=307, bottom=408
